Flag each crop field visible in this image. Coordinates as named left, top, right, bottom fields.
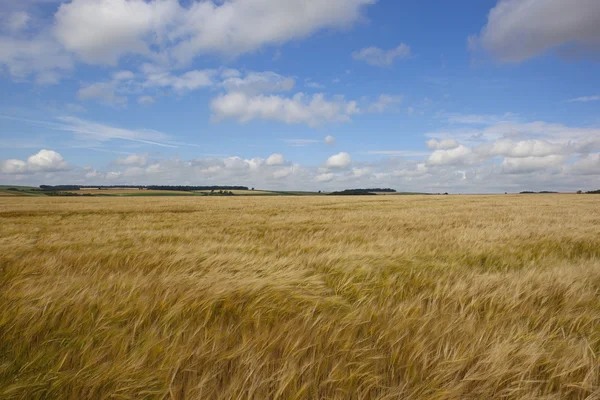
left=72, top=189, right=194, bottom=196
left=194, top=190, right=274, bottom=195
left=1, top=195, right=599, bottom=399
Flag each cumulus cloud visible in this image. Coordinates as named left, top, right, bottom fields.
left=211, top=92, right=360, bottom=127
left=221, top=71, right=295, bottom=95
left=169, top=0, right=376, bottom=64
left=471, top=0, right=600, bottom=62
left=427, top=138, right=459, bottom=150
left=113, top=70, right=135, bottom=81
left=1, top=145, right=599, bottom=193
left=0, top=35, right=73, bottom=83
left=352, top=167, right=371, bottom=177
left=114, top=154, right=148, bottom=167
left=326, top=152, right=352, bottom=169
left=428, top=145, right=477, bottom=166
left=483, top=139, right=566, bottom=158
left=502, top=155, right=564, bottom=174
left=314, top=172, right=335, bottom=183
left=0, top=159, right=27, bottom=174
left=53, top=0, right=180, bottom=65
left=569, top=153, right=600, bottom=175
left=352, top=44, right=411, bottom=66
left=142, top=67, right=216, bottom=91
left=325, top=135, right=336, bottom=145
left=0, top=149, right=69, bottom=174
left=52, top=0, right=375, bottom=66
left=265, top=153, right=285, bottom=166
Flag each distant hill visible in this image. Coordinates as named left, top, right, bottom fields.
left=519, top=191, right=558, bottom=194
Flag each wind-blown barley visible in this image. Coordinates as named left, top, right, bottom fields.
left=1, top=195, right=599, bottom=399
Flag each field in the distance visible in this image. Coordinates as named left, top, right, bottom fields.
left=1, top=195, right=599, bottom=399
left=72, top=188, right=194, bottom=196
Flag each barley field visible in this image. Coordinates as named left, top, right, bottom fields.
left=1, top=195, right=599, bottom=399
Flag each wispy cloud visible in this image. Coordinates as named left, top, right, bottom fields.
left=567, top=95, right=600, bottom=103
left=0, top=115, right=178, bottom=148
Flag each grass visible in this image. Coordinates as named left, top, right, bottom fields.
left=1, top=194, right=599, bottom=399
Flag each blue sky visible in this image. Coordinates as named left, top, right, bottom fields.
left=1, top=0, right=599, bottom=192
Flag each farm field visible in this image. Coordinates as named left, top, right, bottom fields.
left=72, top=188, right=194, bottom=196
left=1, top=195, right=599, bottom=399
left=194, top=189, right=274, bottom=195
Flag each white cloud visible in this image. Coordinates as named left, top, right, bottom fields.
left=502, top=155, right=564, bottom=174
left=27, top=149, right=69, bottom=172
left=51, top=116, right=175, bottom=147
left=472, top=0, right=600, bottom=62
left=569, top=154, right=600, bottom=175
left=114, top=154, right=148, bottom=167
left=326, top=152, right=351, bottom=169
left=265, top=153, right=285, bottom=166
left=314, top=172, right=334, bottom=183
left=211, top=92, right=360, bottom=127
left=1, top=146, right=599, bottom=193
left=170, top=0, right=376, bottom=64
left=77, top=81, right=128, bottom=106
left=324, top=135, right=336, bottom=145
left=221, top=71, right=295, bottom=95
left=442, top=112, right=516, bottom=125
left=352, top=167, right=371, bottom=177
left=368, top=94, right=403, bottom=113
left=0, top=159, right=27, bottom=174
left=428, top=145, right=476, bottom=166
left=138, top=96, right=155, bottom=105
left=568, top=95, right=600, bottom=103
left=484, top=139, right=566, bottom=158
left=0, top=149, right=69, bottom=174
left=143, top=67, right=216, bottom=91
left=427, top=138, right=459, bottom=150
left=221, top=68, right=241, bottom=79
left=271, top=164, right=299, bottom=179
left=352, top=44, right=411, bottom=67
left=52, top=0, right=376, bottom=66
left=0, top=35, right=73, bottom=83
left=54, top=0, right=180, bottom=65
left=113, top=70, right=135, bottom=81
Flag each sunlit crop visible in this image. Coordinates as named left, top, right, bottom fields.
left=1, top=195, right=599, bottom=399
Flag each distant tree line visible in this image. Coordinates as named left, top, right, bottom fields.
left=519, top=191, right=558, bottom=194
left=40, top=185, right=82, bottom=191
left=587, top=189, right=600, bottom=194
left=146, top=185, right=248, bottom=191
left=362, top=188, right=396, bottom=192
left=40, top=185, right=248, bottom=191
left=328, top=189, right=378, bottom=196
